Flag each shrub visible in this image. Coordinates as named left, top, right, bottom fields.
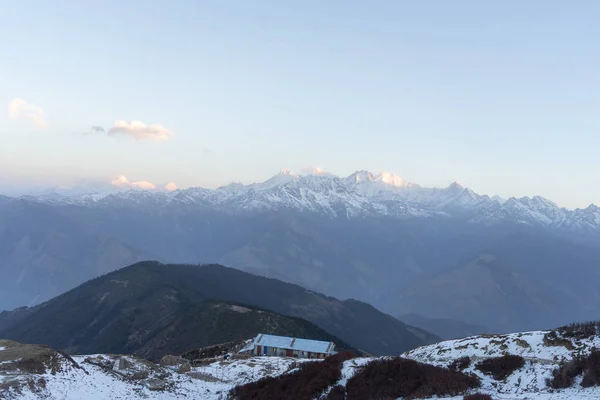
left=544, top=321, right=600, bottom=348
left=464, top=394, right=493, bottom=400
left=557, top=321, right=600, bottom=340
left=345, top=357, right=480, bottom=400
left=548, top=357, right=583, bottom=389
left=582, top=350, right=600, bottom=387
left=450, top=356, right=471, bottom=371
left=548, top=350, right=600, bottom=389
left=475, top=355, right=525, bottom=380
left=326, top=385, right=346, bottom=400
left=229, top=352, right=355, bottom=400
left=15, top=357, right=47, bottom=375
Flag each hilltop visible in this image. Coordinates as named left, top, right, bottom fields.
left=0, top=261, right=437, bottom=358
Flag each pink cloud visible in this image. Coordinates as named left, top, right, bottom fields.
left=8, top=98, right=46, bottom=128
left=108, top=120, right=173, bottom=142
left=111, top=175, right=157, bottom=190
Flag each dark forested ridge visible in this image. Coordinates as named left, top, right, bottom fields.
left=0, top=262, right=438, bottom=357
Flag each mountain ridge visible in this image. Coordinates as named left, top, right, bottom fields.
left=2, top=172, right=600, bottom=334
left=7, top=170, right=598, bottom=235
left=0, top=261, right=439, bottom=357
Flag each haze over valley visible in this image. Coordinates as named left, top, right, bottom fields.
left=2, top=1, right=600, bottom=399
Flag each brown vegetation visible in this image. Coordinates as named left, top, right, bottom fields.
left=548, top=350, right=600, bottom=389
left=325, top=385, right=346, bottom=400
left=345, top=357, right=480, bottom=400
left=464, top=394, right=493, bottom=400
left=544, top=321, right=600, bottom=349
left=556, top=321, right=600, bottom=340
left=229, top=352, right=355, bottom=400
left=449, top=356, right=471, bottom=371
left=475, top=355, right=524, bottom=380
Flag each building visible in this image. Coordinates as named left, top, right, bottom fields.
left=250, top=333, right=336, bottom=359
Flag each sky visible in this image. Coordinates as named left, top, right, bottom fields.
left=1, top=1, right=599, bottom=208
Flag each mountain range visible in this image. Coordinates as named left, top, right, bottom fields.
left=20, top=170, right=600, bottom=234
left=1, top=169, right=600, bottom=335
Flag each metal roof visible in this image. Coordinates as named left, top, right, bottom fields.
left=253, top=334, right=335, bottom=354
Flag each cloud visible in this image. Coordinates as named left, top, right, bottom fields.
left=8, top=98, right=46, bottom=128
left=91, top=126, right=105, bottom=133
left=111, top=175, right=157, bottom=190
left=107, top=120, right=173, bottom=142
left=165, top=182, right=177, bottom=191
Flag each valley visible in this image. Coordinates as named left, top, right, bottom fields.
left=2, top=171, right=600, bottom=336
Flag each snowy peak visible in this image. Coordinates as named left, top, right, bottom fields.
left=11, top=169, right=600, bottom=235
left=564, top=203, right=600, bottom=233
left=343, top=170, right=420, bottom=201
left=345, top=170, right=376, bottom=184
left=278, top=169, right=300, bottom=178
left=445, top=181, right=465, bottom=193
left=252, top=170, right=301, bottom=190
left=374, top=171, right=413, bottom=188
left=279, top=169, right=298, bottom=176
left=345, top=170, right=415, bottom=188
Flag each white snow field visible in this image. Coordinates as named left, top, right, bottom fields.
left=402, top=330, right=600, bottom=399
left=3, top=329, right=600, bottom=399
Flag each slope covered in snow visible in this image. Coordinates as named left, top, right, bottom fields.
left=0, top=340, right=302, bottom=400
left=5, top=323, right=600, bottom=399
left=402, top=327, right=600, bottom=399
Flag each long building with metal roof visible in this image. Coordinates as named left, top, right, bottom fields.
left=250, top=333, right=336, bottom=359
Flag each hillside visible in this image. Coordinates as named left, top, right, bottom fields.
left=0, top=262, right=437, bottom=357
left=4, top=322, right=600, bottom=399
left=402, top=322, right=600, bottom=398
left=4, top=300, right=353, bottom=361
left=0, top=338, right=302, bottom=400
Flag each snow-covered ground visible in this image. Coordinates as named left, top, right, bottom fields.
left=402, top=330, right=600, bottom=399
left=4, top=330, right=600, bottom=399
left=0, top=348, right=303, bottom=400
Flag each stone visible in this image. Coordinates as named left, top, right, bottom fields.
left=160, top=355, right=187, bottom=367
left=177, top=363, right=191, bottom=373
left=145, top=378, right=167, bottom=391
left=117, top=357, right=133, bottom=370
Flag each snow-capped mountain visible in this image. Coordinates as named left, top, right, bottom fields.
left=9, top=169, right=600, bottom=234
left=563, top=204, right=600, bottom=234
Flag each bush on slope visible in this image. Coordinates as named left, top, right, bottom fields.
left=549, top=349, right=600, bottom=389
left=475, top=354, right=525, bottom=380
left=229, top=352, right=355, bottom=400
left=345, top=357, right=480, bottom=400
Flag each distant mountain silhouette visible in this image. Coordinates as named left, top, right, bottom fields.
left=399, top=313, right=489, bottom=340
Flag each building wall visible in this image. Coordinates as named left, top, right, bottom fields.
left=253, top=345, right=332, bottom=359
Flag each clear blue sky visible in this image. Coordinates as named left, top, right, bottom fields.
left=1, top=1, right=598, bottom=208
